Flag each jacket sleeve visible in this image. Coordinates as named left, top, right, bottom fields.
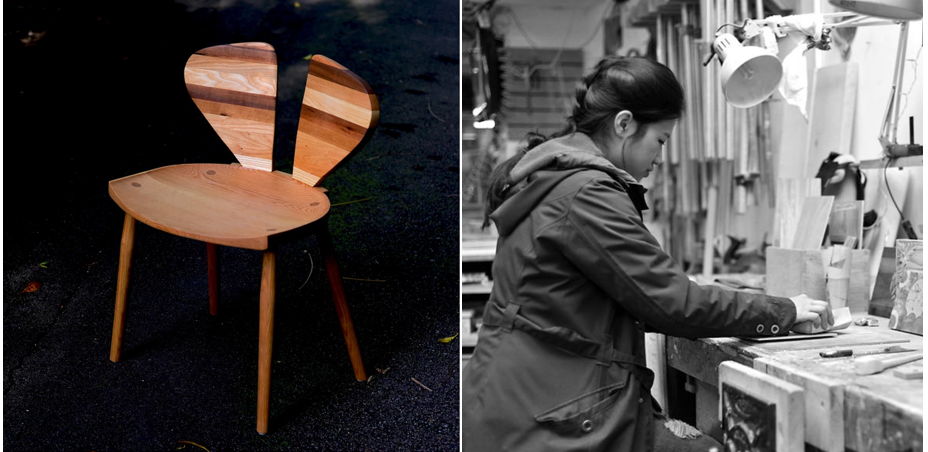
left=552, top=177, right=796, bottom=338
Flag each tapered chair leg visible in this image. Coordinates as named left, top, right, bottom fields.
left=110, top=213, right=136, bottom=363
left=207, top=243, right=219, bottom=316
left=257, top=251, right=276, bottom=435
left=319, top=226, right=367, bottom=381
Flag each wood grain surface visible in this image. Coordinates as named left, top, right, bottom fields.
left=847, top=249, right=872, bottom=314
left=109, top=163, right=329, bottom=250
left=109, top=213, right=136, bottom=363
left=293, top=55, right=378, bottom=186
left=668, top=318, right=923, bottom=451
left=766, top=247, right=827, bottom=300
left=754, top=357, right=845, bottom=451
left=774, top=178, right=820, bottom=248
left=257, top=251, right=276, bottom=435
left=845, top=383, right=923, bottom=451
left=185, top=42, right=277, bottom=172
left=806, top=63, right=858, bottom=178
left=320, top=226, right=367, bottom=381
left=792, top=195, right=835, bottom=250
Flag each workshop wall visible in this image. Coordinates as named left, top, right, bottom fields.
left=495, top=1, right=608, bottom=73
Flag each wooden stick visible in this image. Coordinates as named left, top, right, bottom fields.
left=761, top=102, right=776, bottom=208
left=411, top=377, right=433, bottom=392
left=724, top=91, right=734, bottom=161
left=257, top=251, right=276, bottom=435
left=681, top=144, right=692, bottom=215
left=341, top=277, right=386, bottom=283
left=207, top=243, right=219, bottom=316
left=177, top=440, right=210, bottom=452
left=321, top=225, right=367, bottom=382
left=709, top=0, right=718, bottom=162
left=682, top=4, right=698, bottom=162
left=331, top=197, right=372, bottom=207
left=110, top=213, right=136, bottom=363
left=701, top=0, right=711, bottom=161
left=689, top=6, right=704, bottom=162
left=720, top=159, right=734, bottom=237
left=655, top=14, right=676, bottom=222
left=703, top=184, right=718, bottom=278
left=656, top=14, right=666, bottom=68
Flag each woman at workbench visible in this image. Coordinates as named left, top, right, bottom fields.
left=461, top=56, right=834, bottom=452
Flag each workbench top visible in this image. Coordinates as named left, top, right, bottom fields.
left=666, top=314, right=923, bottom=451
left=688, top=316, right=922, bottom=406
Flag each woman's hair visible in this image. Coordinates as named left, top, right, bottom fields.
left=483, top=56, right=684, bottom=227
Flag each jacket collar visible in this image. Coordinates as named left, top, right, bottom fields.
left=509, top=133, right=640, bottom=189
left=491, top=133, right=649, bottom=236
left=510, top=133, right=649, bottom=213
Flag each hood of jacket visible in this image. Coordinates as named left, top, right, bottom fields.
left=490, top=132, right=648, bottom=236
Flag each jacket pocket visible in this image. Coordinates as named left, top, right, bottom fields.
left=533, top=366, right=630, bottom=437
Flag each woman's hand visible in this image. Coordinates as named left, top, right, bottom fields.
left=789, top=294, right=834, bottom=334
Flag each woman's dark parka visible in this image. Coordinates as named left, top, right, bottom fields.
left=461, top=133, right=797, bottom=452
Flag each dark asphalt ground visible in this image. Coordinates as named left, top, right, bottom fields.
left=4, top=1, right=460, bottom=450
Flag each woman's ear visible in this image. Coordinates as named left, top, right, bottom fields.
left=613, top=110, right=637, bottom=138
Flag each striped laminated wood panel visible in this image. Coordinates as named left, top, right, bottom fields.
left=184, top=42, right=277, bottom=172
left=293, top=55, right=379, bottom=187
left=500, top=48, right=581, bottom=142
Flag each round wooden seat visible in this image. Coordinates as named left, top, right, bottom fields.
left=109, top=163, right=330, bottom=250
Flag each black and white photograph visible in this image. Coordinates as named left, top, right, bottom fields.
left=461, top=0, right=923, bottom=451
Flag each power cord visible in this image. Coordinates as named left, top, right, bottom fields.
left=883, top=158, right=919, bottom=239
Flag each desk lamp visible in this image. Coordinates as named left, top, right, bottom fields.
left=705, top=1, right=922, bottom=157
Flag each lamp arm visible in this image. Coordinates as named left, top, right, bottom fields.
left=746, top=13, right=902, bottom=35
left=880, top=21, right=909, bottom=148
left=828, top=17, right=905, bottom=28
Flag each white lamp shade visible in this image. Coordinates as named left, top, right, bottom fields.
left=828, top=0, right=922, bottom=20
left=714, top=34, right=783, bottom=108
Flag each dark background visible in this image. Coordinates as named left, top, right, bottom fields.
left=4, top=1, right=460, bottom=450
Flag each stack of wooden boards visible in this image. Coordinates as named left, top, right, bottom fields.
left=767, top=184, right=872, bottom=314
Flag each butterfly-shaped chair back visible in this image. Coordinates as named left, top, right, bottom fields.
left=184, top=43, right=379, bottom=185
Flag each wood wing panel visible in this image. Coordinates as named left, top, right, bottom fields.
left=185, top=42, right=277, bottom=171
left=293, top=55, right=378, bottom=186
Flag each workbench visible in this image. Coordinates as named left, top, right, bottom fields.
left=666, top=314, right=923, bottom=451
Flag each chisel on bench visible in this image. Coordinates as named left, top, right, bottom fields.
left=855, top=352, right=923, bottom=375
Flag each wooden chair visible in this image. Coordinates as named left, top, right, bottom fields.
left=107, top=42, right=379, bottom=434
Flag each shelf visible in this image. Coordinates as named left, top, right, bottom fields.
left=462, top=238, right=497, bottom=262
left=461, top=334, right=479, bottom=347
left=858, top=155, right=922, bottom=170
left=462, top=282, right=493, bottom=295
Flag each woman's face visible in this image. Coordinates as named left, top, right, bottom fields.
left=623, top=119, right=676, bottom=181
left=599, top=113, right=677, bottom=181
